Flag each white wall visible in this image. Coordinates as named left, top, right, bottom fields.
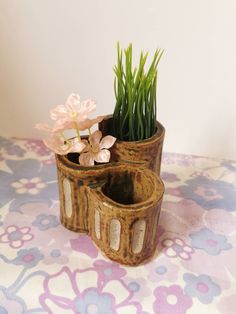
left=0, top=0, right=236, bottom=159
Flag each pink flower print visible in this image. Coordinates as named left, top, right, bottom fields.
left=40, top=266, right=142, bottom=314
left=11, top=177, right=47, bottom=195
left=0, top=225, right=33, bottom=248
left=153, top=285, right=193, bottom=314
left=162, top=238, right=194, bottom=260
left=70, top=235, right=98, bottom=258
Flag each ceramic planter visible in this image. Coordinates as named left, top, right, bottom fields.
left=98, top=115, right=165, bottom=175
left=55, top=115, right=165, bottom=265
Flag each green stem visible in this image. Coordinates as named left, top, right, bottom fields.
left=61, top=132, right=70, bottom=145
left=74, top=122, right=81, bottom=141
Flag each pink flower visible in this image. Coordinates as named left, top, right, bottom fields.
left=35, top=93, right=104, bottom=133
left=79, top=130, right=116, bottom=166
left=0, top=225, right=33, bottom=248
left=49, top=93, right=104, bottom=131
left=153, top=285, right=193, bottom=314
left=43, top=133, right=87, bottom=155
left=162, top=237, right=195, bottom=260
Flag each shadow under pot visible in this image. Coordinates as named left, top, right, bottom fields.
left=99, top=115, right=165, bottom=175
left=88, top=166, right=164, bottom=266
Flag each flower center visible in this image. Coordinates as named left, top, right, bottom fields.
left=197, top=282, right=209, bottom=293
left=206, top=239, right=218, bottom=246
left=91, top=145, right=100, bottom=154
left=87, top=304, right=98, bottom=314
left=70, top=111, right=77, bottom=118
left=50, top=249, right=61, bottom=258
left=155, top=265, right=167, bottom=275
left=128, top=282, right=140, bottom=292
left=173, top=244, right=183, bottom=253
left=23, top=254, right=35, bottom=262
left=167, top=294, right=178, bottom=305
left=104, top=268, right=113, bottom=276
left=8, top=230, right=22, bottom=241
left=25, top=182, right=36, bottom=189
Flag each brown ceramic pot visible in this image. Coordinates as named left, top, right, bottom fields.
left=55, top=154, right=164, bottom=265
left=99, top=115, right=165, bottom=175
left=55, top=115, right=165, bottom=265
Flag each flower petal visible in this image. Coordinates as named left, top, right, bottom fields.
left=77, top=116, right=104, bottom=131
left=50, top=105, right=67, bottom=120
left=79, top=152, right=95, bottom=166
left=66, top=93, right=80, bottom=107
left=43, top=135, right=71, bottom=155
left=90, top=130, right=102, bottom=146
left=100, top=135, right=116, bottom=149
left=94, top=150, right=111, bottom=163
left=79, top=99, right=96, bottom=116
left=35, top=123, right=52, bottom=132
left=47, top=267, right=76, bottom=300
left=77, top=115, right=104, bottom=131
left=75, top=270, right=98, bottom=291
left=103, top=280, right=130, bottom=304
left=11, top=240, right=23, bottom=248
left=69, top=138, right=87, bottom=153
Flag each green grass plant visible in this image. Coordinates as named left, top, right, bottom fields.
left=113, top=43, right=163, bottom=141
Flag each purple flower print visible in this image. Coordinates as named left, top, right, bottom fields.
left=183, top=273, right=221, bottom=304
left=190, top=228, right=232, bottom=255
left=0, top=137, right=26, bottom=157
left=93, top=260, right=126, bottom=285
left=153, top=285, right=193, bottom=314
left=73, top=289, right=114, bottom=314
left=179, top=176, right=236, bottom=212
left=0, top=159, right=58, bottom=212
left=12, top=247, right=44, bottom=268
left=162, top=238, right=194, bottom=260
left=40, top=266, right=142, bottom=314
left=0, top=225, right=33, bottom=248
left=32, top=214, right=59, bottom=231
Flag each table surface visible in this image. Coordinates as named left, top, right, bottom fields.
left=0, top=137, right=236, bottom=314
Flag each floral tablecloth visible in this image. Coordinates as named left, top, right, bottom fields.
left=0, top=137, right=236, bottom=314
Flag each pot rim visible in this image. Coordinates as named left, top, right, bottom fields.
left=99, top=114, right=165, bottom=146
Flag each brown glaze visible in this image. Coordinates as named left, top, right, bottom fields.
left=55, top=114, right=165, bottom=266
left=99, top=115, right=165, bottom=175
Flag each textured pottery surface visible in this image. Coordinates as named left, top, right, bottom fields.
left=55, top=115, right=165, bottom=265
left=99, top=115, right=165, bottom=175
left=56, top=154, right=164, bottom=266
